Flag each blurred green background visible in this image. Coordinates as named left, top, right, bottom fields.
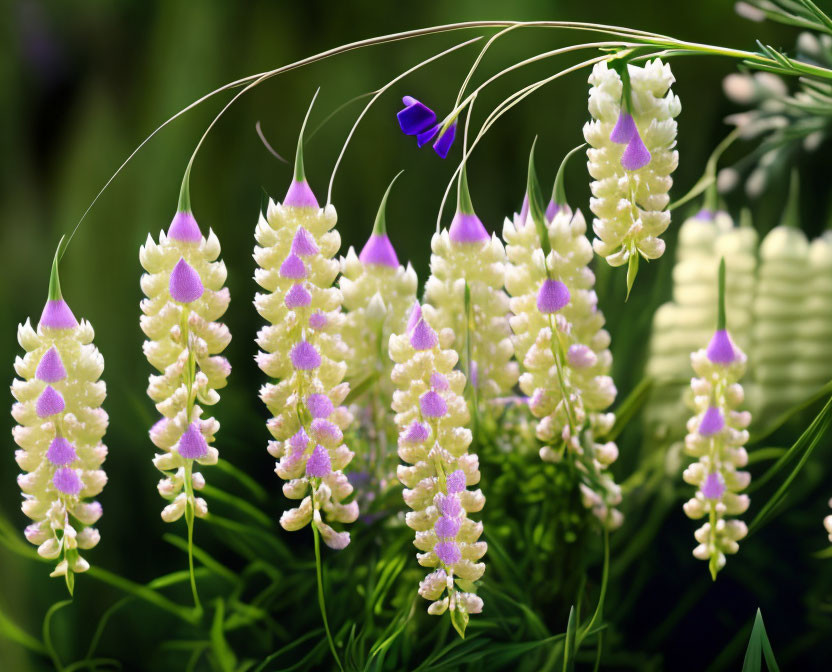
left=2, top=1, right=828, bottom=670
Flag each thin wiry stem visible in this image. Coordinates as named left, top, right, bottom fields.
left=313, top=524, right=344, bottom=672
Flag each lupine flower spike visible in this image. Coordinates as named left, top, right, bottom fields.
left=254, top=102, right=357, bottom=548
left=139, top=168, right=231, bottom=532
left=504, top=144, right=622, bottom=529
left=397, top=95, right=457, bottom=158
left=584, top=57, right=681, bottom=295
left=423, top=165, right=518, bottom=421
left=340, top=172, right=418, bottom=500
left=682, top=259, right=752, bottom=579
left=389, top=304, right=486, bottom=637
left=12, top=238, right=108, bottom=593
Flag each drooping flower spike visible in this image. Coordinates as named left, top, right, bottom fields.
left=389, top=304, right=486, bottom=636
left=584, top=57, right=681, bottom=294
left=12, top=238, right=108, bottom=593
left=140, top=169, right=231, bottom=524
left=423, top=164, right=518, bottom=416
left=682, top=259, right=752, bottom=580
left=254, top=104, right=357, bottom=549
left=504, top=144, right=622, bottom=529
left=340, top=172, right=418, bottom=500
left=396, top=96, right=457, bottom=158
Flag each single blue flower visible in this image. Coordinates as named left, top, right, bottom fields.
left=432, top=122, right=456, bottom=159
left=397, top=96, right=436, bottom=136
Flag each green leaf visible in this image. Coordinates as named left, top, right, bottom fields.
left=0, top=602, right=46, bottom=654
left=450, top=607, right=470, bottom=639
left=741, top=609, right=780, bottom=672
left=210, top=599, right=237, bottom=672
left=562, top=605, right=576, bottom=672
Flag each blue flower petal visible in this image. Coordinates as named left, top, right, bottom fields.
left=397, top=96, right=437, bottom=136
left=432, top=123, right=457, bottom=159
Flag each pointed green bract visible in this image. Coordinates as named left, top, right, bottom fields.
left=457, top=163, right=475, bottom=215
left=177, top=164, right=192, bottom=213
left=48, top=235, right=69, bottom=302
left=626, top=252, right=639, bottom=301
left=295, top=88, right=321, bottom=182
left=373, top=170, right=404, bottom=236
left=781, top=169, right=800, bottom=228
left=717, top=257, right=726, bottom=331
left=552, top=143, right=586, bottom=207
left=525, top=138, right=550, bottom=257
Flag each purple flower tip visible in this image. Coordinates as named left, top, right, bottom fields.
left=610, top=111, right=637, bottom=144
left=169, top=258, right=204, bottom=303
left=290, top=340, right=321, bottom=370
left=407, top=302, right=422, bottom=332
left=621, top=131, right=651, bottom=171
left=695, top=209, right=715, bottom=221
left=36, top=347, right=67, bottom=383
left=417, top=124, right=439, bottom=148
left=53, top=468, right=82, bottom=496
left=39, top=299, right=78, bottom=330
left=285, top=283, right=312, bottom=308
left=404, top=421, right=429, bottom=443
left=433, top=123, right=457, bottom=159
left=308, top=311, right=327, bottom=330
left=179, top=423, right=209, bottom=459
left=567, top=344, right=595, bottom=369
left=397, top=96, right=437, bottom=136
left=438, top=493, right=462, bottom=517
left=449, top=212, right=489, bottom=244
left=434, top=540, right=461, bottom=565
left=699, top=406, right=725, bottom=437
left=306, top=444, right=332, bottom=477
left=519, top=194, right=530, bottom=224
left=37, top=385, right=65, bottom=418
left=420, top=390, right=447, bottom=418
left=430, top=372, right=449, bottom=391
left=707, top=329, right=737, bottom=365
left=546, top=201, right=571, bottom=223
left=279, top=253, right=307, bottom=280
left=47, top=437, right=77, bottom=466
left=168, top=210, right=202, bottom=243
left=469, top=361, right=478, bottom=389
left=307, top=394, right=333, bottom=419
left=291, top=227, right=319, bottom=256
left=537, top=279, right=571, bottom=314
left=284, top=179, right=319, bottom=209
left=701, top=471, right=726, bottom=500
left=435, top=515, right=461, bottom=539
left=446, top=470, right=466, bottom=494
left=410, top=319, right=438, bottom=351
left=311, top=418, right=342, bottom=443
left=359, top=233, right=399, bottom=267
left=289, top=428, right=310, bottom=454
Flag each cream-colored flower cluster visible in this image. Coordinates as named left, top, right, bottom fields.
left=389, top=305, right=485, bottom=625
left=423, top=226, right=518, bottom=404
left=254, top=180, right=357, bottom=549
left=583, top=59, right=681, bottom=269
left=12, top=282, right=107, bottom=587
left=503, top=206, right=622, bottom=530
left=140, top=210, right=231, bottom=522
left=682, top=331, right=751, bottom=579
left=801, top=232, right=832, bottom=390
left=645, top=210, right=757, bottom=433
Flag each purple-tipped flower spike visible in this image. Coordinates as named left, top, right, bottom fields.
left=519, top=194, right=530, bottom=224
left=47, top=437, right=77, bottom=466
left=397, top=96, right=437, bottom=136
left=290, top=340, right=321, bottom=370
left=699, top=406, right=725, bottom=436
left=306, top=444, right=332, bottom=477
left=537, top=279, right=571, bottom=314
left=407, top=302, right=422, bottom=332
left=701, top=472, right=726, bottom=500
left=621, top=131, right=652, bottom=171
left=420, top=390, right=447, bottom=418
left=168, top=210, right=202, bottom=243
left=449, top=165, right=489, bottom=243
left=40, top=300, right=78, bottom=330
left=433, top=123, right=457, bottom=159
left=36, top=347, right=67, bottom=383
left=306, top=394, right=333, bottom=419
left=53, top=468, right=82, bottom=496
left=169, top=258, right=204, bottom=303
left=410, top=318, right=438, bottom=351
left=279, top=253, right=307, bottom=280
left=37, top=386, right=65, bottom=418
left=359, top=172, right=402, bottom=267
left=707, top=329, right=737, bottom=365
left=178, top=423, right=209, bottom=460
left=610, top=110, right=637, bottom=144
left=546, top=201, right=571, bottom=222
left=285, top=284, right=312, bottom=308
left=291, top=227, right=319, bottom=256
left=284, top=99, right=320, bottom=209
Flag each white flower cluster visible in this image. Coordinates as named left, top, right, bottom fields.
left=503, top=206, right=622, bottom=530
left=140, top=212, right=231, bottom=523
left=583, top=59, right=681, bottom=269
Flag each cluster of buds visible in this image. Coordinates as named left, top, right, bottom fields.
left=682, top=260, right=751, bottom=579
left=503, top=149, right=621, bottom=530
left=140, top=190, right=231, bottom=523
left=254, top=140, right=357, bottom=549
left=423, top=169, right=518, bottom=412
left=645, top=209, right=757, bottom=434
left=12, top=246, right=108, bottom=591
left=389, top=304, right=485, bottom=635
left=584, top=58, right=680, bottom=292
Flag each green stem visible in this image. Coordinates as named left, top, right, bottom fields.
left=576, top=529, right=610, bottom=647
left=312, top=524, right=344, bottom=672
left=43, top=600, right=72, bottom=672
left=184, top=460, right=202, bottom=615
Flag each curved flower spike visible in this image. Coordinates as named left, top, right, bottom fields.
left=12, top=238, right=108, bottom=593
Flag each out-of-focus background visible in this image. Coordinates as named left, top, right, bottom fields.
left=2, top=1, right=829, bottom=670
